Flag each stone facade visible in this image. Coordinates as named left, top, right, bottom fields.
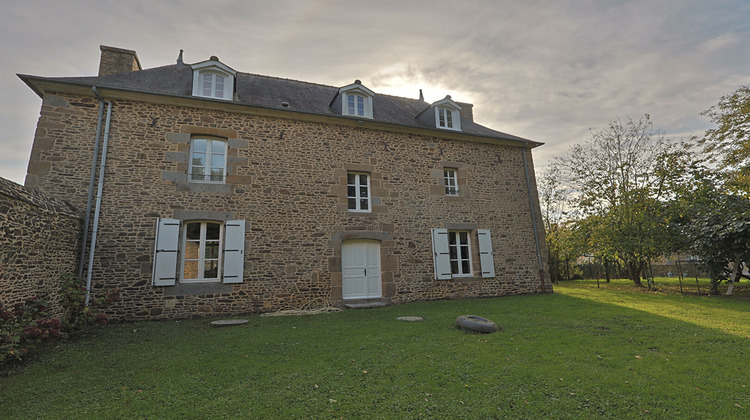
left=18, top=48, right=551, bottom=321
left=0, top=177, right=80, bottom=318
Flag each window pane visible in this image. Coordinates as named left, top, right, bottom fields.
left=356, top=96, right=364, bottom=116
left=446, top=110, right=453, bottom=127
left=215, top=75, right=224, bottom=97
left=438, top=109, right=445, bottom=126
left=192, top=152, right=206, bottom=167
left=193, top=139, right=207, bottom=153
left=347, top=173, right=355, bottom=184
left=202, top=74, right=213, bottom=96
left=348, top=198, right=357, bottom=209
left=360, top=199, right=369, bottom=210
left=211, top=140, right=225, bottom=154
left=210, top=169, right=223, bottom=181
left=359, top=186, right=368, bottom=198
left=186, top=223, right=201, bottom=240
left=359, top=174, right=367, bottom=185
left=206, top=223, right=221, bottom=240
left=190, top=167, right=205, bottom=181
left=459, top=232, right=468, bottom=242
left=205, top=241, right=220, bottom=259
left=211, top=153, right=225, bottom=169
left=451, top=260, right=459, bottom=274
left=183, top=260, right=199, bottom=280
left=448, top=231, right=457, bottom=245
left=461, top=260, right=470, bottom=274
left=347, top=185, right=356, bottom=197
left=347, top=95, right=355, bottom=114
left=204, top=260, right=219, bottom=279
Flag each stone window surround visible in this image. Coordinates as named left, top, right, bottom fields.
left=430, top=162, right=470, bottom=202
left=162, top=210, right=239, bottom=297
left=163, top=126, right=250, bottom=193
left=328, top=230, right=397, bottom=303
left=332, top=163, right=388, bottom=215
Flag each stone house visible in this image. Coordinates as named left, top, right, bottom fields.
left=16, top=45, right=551, bottom=320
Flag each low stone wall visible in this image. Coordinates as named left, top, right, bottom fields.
left=0, top=177, right=81, bottom=318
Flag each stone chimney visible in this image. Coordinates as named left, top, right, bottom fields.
left=458, top=102, right=474, bottom=122
left=98, top=45, right=142, bottom=76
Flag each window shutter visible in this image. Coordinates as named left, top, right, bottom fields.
left=152, top=218, right=180, bottom=286
left=431, top=228, right=452, bottom=280
left=223, top=220, right=245, bottom=283
left=477, top=229, right=496, bottom=278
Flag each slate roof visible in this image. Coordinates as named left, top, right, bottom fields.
left=20, top=62, right=540, bottom=146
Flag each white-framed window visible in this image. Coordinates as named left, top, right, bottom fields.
left=346, top=93, right=367, bottom=117
left=436, top=107, right=460, bottom=130
left=448, top=231, right=472, bottom=277
left=431, top=228, right=495, bottom=280
left=347, top=172, right=370, bottom=212
left=152, top=218, right=245, bottom=286
left=444, top=168, right=459, bottom=196
left=191, top=60, right=236, bottom=101
left=182, top=221, right=223, bottom=283
left=188, top=138, right=227, bottom=183
left=338, top=82, right=375, bottom=119
left=201, top=73, right=225, bottom=99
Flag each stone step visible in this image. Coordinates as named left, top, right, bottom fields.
left=341, top=297, right=391, bottom=309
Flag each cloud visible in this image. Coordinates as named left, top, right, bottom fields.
left=1, top=0, right=750, bottom=182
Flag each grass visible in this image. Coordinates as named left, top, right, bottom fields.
left=1, top=282, right=748, bottom=419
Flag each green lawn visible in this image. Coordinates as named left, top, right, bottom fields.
left=2, top=282, right=748, bottom=419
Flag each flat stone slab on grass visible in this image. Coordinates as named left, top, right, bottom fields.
left=210, top=319, right=249, bottom=327
left=397, top=316, right=424, bottom=322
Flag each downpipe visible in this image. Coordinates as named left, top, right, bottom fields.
left=85, top=88, right=113, bottom=306
left=77, top=87, right=105, bottom=277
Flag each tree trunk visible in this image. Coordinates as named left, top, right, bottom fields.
left=626, top=259, right=644, bottom=287
left=727, top=256, right=741, bottom=296
left=604, top=259, right=611, bottom=283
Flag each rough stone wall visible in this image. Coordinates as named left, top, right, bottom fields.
left=0, top=177, right=81, bottom=318
left=98, top=45, right=141, bottom=76
left=26, top=91, right=550, bottom=321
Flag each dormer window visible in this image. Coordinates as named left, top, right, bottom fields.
left=338, top=80, right=374, bottom=119
left=201, top=73, right=225, bottom=98
left=431, top=96, right=462, bottom=131
left=191, top=57, right=236, bottom=101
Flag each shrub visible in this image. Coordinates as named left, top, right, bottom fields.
left=59, top=274, right=120, bottom=331
left=1, top=297, right=65, bottom=365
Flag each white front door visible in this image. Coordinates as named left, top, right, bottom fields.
left=342, top=240, right=382, bottom=299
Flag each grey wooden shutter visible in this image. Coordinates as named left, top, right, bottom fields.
left=477, top=229, right=496, bottom=278
left=223, top=220, right=245, bottom=284
left=152, top=218, right=180, bottom=286
left=431, top=228, right=452, bottom=280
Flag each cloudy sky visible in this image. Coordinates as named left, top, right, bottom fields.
left=2, top=0, right=749, bottom=184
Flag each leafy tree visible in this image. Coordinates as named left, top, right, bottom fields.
left=675, top=170, right=750, bottom=295
left=554, top=115, right=696, bottom=286
left=700, top=85, right=750, bottom=195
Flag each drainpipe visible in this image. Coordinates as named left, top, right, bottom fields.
left=78, top=87, right=106, bottom=277
left=85, top=88, right=113, bottom=306
left=521, top=144, right=546, bottom=290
